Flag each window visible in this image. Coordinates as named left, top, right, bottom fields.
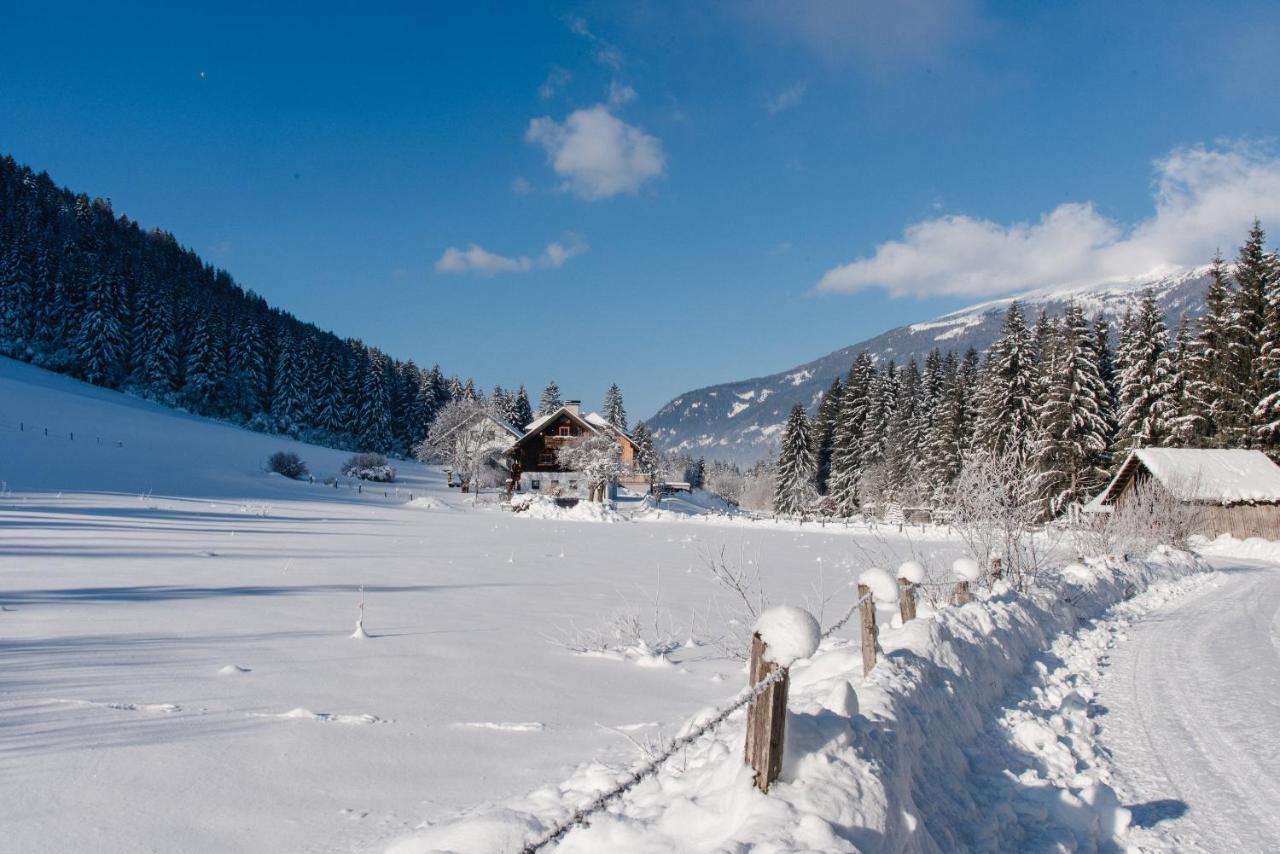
left=569, top=480, right=578, bottom=491
left=539, top=451, right=555, bottom=466
left=531, top=479, right=541, bottom=491
left=558, top=425, right=572, bottom=436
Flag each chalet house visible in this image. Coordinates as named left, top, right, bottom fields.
left=438, top=411, right=524, bottom=488
left=1088, top=447, right=1280, bottom=539
left=507, top=401, right=649, bottom=497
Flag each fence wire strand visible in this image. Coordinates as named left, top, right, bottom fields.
left=520, top=586, right=881, bottom=852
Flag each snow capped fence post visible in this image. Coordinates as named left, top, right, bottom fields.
left=857, top=584, right=878, bottom=676
left=897, top=561, right=924, bottom=623
left=952, top=558, right=981, bottom=605
left=745, top=607, right=819, bottom=793
left=990, top=555, right=1003, bottom=582
left=857, top=568, right=898, bottom=676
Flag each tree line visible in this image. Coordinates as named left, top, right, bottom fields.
left=772, top=221, right=1280, bottom=519
left=0, top=154, right=497, bottom=456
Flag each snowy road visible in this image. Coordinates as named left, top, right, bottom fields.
left=1099, top=558, right=1280, bottom=851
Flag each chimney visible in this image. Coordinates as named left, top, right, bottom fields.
left=564, top=400, right=581, bottom=416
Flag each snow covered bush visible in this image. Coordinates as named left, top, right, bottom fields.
left=265, top=450, right=308, bottom=480
left=342, top=452, right=396, bottom=482
left=1078, top=475, right=1206, bottom=556
left=950, top=449, right=1054, bottom=590
left=555, top=434, right=621, bottom=502
left=415, top=398, right=512, bottom=501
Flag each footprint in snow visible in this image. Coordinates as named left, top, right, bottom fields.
left=455, top=721, right=545, bottom=732
left=250, top=708, right=386, bottom=725
left=217, top=664, right=251, bottom=675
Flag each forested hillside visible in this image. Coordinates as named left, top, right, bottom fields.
left=765, top=224, right=1280, bottom=518
left=0, top=155, right=469, bottom=456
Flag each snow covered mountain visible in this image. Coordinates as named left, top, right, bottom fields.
left=647, top=267, right=1212, bottom=465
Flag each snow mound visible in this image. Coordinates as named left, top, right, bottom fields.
left=753, top=605, right=820, bottom=666
left=456, top=721, right=545, bottom=732
left=897, top=560, right=926, bottom=584
left=258, top=708, right=384, bottom=725
left=858, top=567, right=899, bottom=604
left=953, top=557, right=982, bottom=581
left=408, top=496, right=453, bottom=511
left=509, top=494, right=624, bottom=523
left=217, top=664, right=251, bottom=676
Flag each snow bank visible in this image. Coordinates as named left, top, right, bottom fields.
left=389, top=548, right=1207, bottom=854
left=509, top=494, right=626, bottom=523
left=408, top=496, right=454, bottom=511
left=753, top=606, right=820, bottom=667
left=1192, top=532, right=1280, bottom=563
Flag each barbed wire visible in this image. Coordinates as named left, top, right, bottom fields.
left=520, top=664, right=789, bottom=853
left=520, top=585, right=880, bottom=852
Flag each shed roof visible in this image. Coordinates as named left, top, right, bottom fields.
left=1095, top=448, right=1280, bottom=506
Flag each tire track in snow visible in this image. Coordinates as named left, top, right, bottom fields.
left=1099, top=558, right=1280, bottom=851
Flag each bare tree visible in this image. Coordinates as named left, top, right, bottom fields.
left=1075, top=474, right=1205, bottom=556
left=414, top=398, right=512, bottom=503
left=556, top=433, right=621, bottom=502
left=950, top=449, right=1056, bottom=591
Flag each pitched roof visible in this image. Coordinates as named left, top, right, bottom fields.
left=514, top=405, right=636, bottom=449
left=1095, top=448, right=1280, bottom=506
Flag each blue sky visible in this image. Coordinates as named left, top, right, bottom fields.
left=3, top=1, right=1280, bottom=418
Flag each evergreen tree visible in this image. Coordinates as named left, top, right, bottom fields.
left=1180, top=253, right=1233, bottom=447
left=271, top=333, right=307, bottom=427
left=76, top=265, right=127, bottom=385
left=183, top=310, right=226, bottom=412
left=975, top=303, right=1038, bottom=461
left=1114, top=290, right=1176, bottom=450
left=539, top=380, right=563, bottom=415
left=227, top=315, right=267, bottom=417
left=883, top=358, right=922, bottom=501
left=774, top=403, right=815, bottom=515
left=922, top=352, right=965, bottom=496
left=813, top=376, right=843, bottom=494
left=513, top=385, right=534, bottom=430
left=1223, top=221, right=1272, bottom=445
left=1033, top=303, right=1113, bottom=517
left=1248, top=226, right=1280, bottom=451
left=631, top=422, right=658, bottom=474
left=358, top=350, right=393, bottom=452
left=828, top=353, right=874, bottom=516
left=602, top=383, right=628, bottom=431
left=860, top=360, right=896, bottom=470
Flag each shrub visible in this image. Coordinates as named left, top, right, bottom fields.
left=266, top=451, right=308, bottom=480
left=343, top=452, right=397, bottom=482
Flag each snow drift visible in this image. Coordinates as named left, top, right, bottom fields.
left=389, top=549, right=1207, bottom=853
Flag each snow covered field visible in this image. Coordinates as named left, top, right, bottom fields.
left=0, top=358, right=967, bottom=853
left=5, top=356, right=1279, bottom=854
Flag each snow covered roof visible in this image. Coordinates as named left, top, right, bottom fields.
left=1095, top=448, right=1280, bottom=506
left=519, top=405, right=635, bottom=446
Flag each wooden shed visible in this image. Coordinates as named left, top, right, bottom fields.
left=1089, top=448, right=1280, bottom=539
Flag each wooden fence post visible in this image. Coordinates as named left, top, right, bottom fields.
left=744, top=632, right=788, bottom=793
left=952, top=581, right=970, bottom=606
left=897, top=577, right=916, bottom=623
left=990, top=556, right=1002, bottom=582
left=858, top=584, right=878, bottom=676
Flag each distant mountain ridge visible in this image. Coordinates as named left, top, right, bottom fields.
left=646, top=268, right=1212, bottom=465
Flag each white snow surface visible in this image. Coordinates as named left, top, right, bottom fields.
left=400, top=549, right=1210, bottom=853
left=753, top=606, right=821, bottom=666
left=4, top=356, right=1260, bottom=854
left=858, top=566, right=900, bottom=604
left=0, top=356, right=980, bottom=853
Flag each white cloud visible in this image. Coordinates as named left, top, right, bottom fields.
left=526, top=105, right=666, bottom=200
left=766, top=82, right=807, bottom=115
left=538, top=66, right=571, bottom=100
left=607, top=81, right=637, bottom=107
left=510, top=176, right=533, bottom=195
left=736, top=0, right=980, bottom=71
left=817, top=143, right=1280, bottom=299
left=435, top=235, right=587, bottom=277
left=567, top=17, right=623, bottom=69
